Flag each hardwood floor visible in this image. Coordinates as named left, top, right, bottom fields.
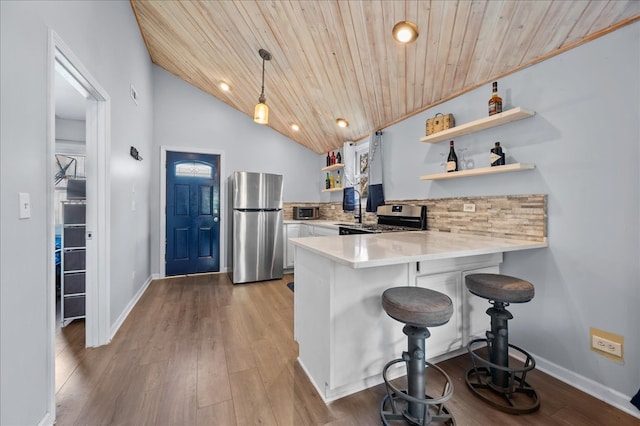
left=55, top=273, right=637, bottom=425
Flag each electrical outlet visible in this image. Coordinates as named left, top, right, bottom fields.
left=463, top=203, right=476, bottom=212
left=591, top=334, right=623, bottom=357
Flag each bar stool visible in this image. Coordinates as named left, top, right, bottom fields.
left=464, top=273, right=540, bottom=414
left=380, top=286, right=456, bottom=425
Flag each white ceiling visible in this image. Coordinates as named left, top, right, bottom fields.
left=54, top=68, right=86, bottom=121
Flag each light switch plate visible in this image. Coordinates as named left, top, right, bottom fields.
left=19, top=192, right=31, bottom=219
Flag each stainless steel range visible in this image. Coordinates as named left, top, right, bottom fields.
left=338, top=205, right=427, bottom=235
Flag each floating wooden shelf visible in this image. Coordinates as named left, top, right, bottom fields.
left=322, top=187, right=343, bottom=192
left=322, top=164, right=345, bottom=171
left=420, top=163, right=535, bottom=181
left=419, top=107, right=535, bottom=144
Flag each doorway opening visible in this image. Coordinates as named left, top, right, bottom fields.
left=47, top=30, right=111, bottom=420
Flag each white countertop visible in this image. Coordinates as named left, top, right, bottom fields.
left=290, top=230, right=547, bottom=269
left=284, top=220, right=355, bottom=229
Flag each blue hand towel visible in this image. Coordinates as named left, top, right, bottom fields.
left=343, top=187, right=356, bottom=211
left=366, top=184, right=385, bottom=212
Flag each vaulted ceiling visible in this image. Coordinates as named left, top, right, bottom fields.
left=130, top=1, right=639, bottom=154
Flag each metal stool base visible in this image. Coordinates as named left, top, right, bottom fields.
left=465, top=339, right=540, bottom=414
left=380, top=358, right=455, bottom=425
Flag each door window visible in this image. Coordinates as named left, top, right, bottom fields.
left=175, top=162, right=213, bottom=178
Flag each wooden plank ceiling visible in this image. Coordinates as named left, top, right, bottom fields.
left=130, top=0, right=639, bottom=154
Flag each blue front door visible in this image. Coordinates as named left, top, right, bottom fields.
left=166, top=151, right=220, bottom=276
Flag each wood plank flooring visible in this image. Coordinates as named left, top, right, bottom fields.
left=55, top=273, right=638, bottom=425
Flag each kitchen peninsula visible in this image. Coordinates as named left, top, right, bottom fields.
left=290, top=231, right=547, bottom=402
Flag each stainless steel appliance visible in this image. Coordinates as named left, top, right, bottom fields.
left=338, top=204, right=427, bottom=235
left=232, top=171, right=283, bottom=284
left=293, top=206, right=320, bottom=220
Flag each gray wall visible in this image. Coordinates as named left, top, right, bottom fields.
left=378, top=22, right=639, bottom=408
left=1, top=0, right=638, bottom=423
left=151, top=66, right=321, bottom=274
left=1, top=1, right=153, bottom=424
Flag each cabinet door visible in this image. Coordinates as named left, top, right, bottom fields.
left=285, top=224, right=300, bottom=268
left=313, top=226, right=338, bottom=237
left=462, top=266, right=499, bottom=344
left=415, top=271, right=462, bottom=358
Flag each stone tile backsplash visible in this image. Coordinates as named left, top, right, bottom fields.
left=284, top=194, right=547, bottom=242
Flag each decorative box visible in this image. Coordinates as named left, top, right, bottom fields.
left=426, top=113, right=455, bottom=136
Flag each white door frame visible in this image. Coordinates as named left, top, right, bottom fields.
left=160, top=146, right=226, bottom=278
left=47, top=30, right=111, bottom=420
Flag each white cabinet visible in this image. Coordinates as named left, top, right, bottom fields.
left=416, top=272, right=462, bottom=357
left=284, top=223, right=339, bottom=270
left=309, top=224, right=339, bottom=237
left=462, top=266, right=499, bottom=342
left=283, top=223, right=300, bottom=270
left=413, top=259, right=500, bottom=355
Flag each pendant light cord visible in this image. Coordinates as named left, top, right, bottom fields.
left=259, top=57, right=266, bottom=101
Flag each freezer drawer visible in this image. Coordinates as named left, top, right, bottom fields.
left=233, top=210, right=283, bottom=283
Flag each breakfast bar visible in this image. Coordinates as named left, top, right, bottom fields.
left=290, top=231, right=547, bottom=402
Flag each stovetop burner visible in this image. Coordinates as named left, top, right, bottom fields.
left=339, top=205, right=427, bottom=235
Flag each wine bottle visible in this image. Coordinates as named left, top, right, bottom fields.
left=447, top=140, right=458, bottom=172
left=326, top=173, right=330, bottom=189
left=488, top=81, right=503, bottom=116
left=331, top=151, right=336, bottom=165
left=490, top=142, right=505, bottom=166
left=326, top=152, right=331, bottom=167
left=336, top=151, right=342, bottom=164
left=336, top=170, right=341, bottom=187
left=329, top=173, right=335, bottom=188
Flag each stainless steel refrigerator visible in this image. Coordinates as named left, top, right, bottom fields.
left=231, top=171, right=284, bottom=284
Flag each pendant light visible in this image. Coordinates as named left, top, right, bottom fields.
left=254, top=48, right=272, bottom=124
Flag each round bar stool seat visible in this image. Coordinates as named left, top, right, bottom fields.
left=380, top=287, right=456, bottom=425
left=382, top=287, right=454, bottom=327
left=464, top=273, right=539, bottom=415
left=465, top=273, right=534, bottom=303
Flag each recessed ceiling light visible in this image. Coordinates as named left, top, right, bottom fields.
left=219, top=81, right=231, bottom=91
left=336, top=118, right=349, bottom=128
left=291, top=124, right=300, bottom=131
left=392, top=21, right=419, bottom=44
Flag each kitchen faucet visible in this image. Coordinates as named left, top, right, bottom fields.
left=353, top=189, right=363, bottom=224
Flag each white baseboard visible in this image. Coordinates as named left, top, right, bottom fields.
left=38, top=411, right=54, bottom=426
left=109, top=275, right=153, bottom=340
left=511, top=349, right=640, bottom=419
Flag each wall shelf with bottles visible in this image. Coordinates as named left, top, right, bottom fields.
left=420, top=107, right=535, bottom=144
left=321, top=187, right=343, bottom=193
left=322, top=164, right=344, bottom=172
left=420, top=163, right=535, bottom=181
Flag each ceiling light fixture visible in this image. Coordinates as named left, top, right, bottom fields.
left=219, top=81, right=231, bottom=91
left=392, top=21, right=419, bottom=44
left=291, top=123, right=300, bottom=131
left=336, top=118, right=349, bottom=128
left=254, top=48, right=272, bottom=125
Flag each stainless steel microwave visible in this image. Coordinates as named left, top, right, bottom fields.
left=293, top=206, right=320, bottom=220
